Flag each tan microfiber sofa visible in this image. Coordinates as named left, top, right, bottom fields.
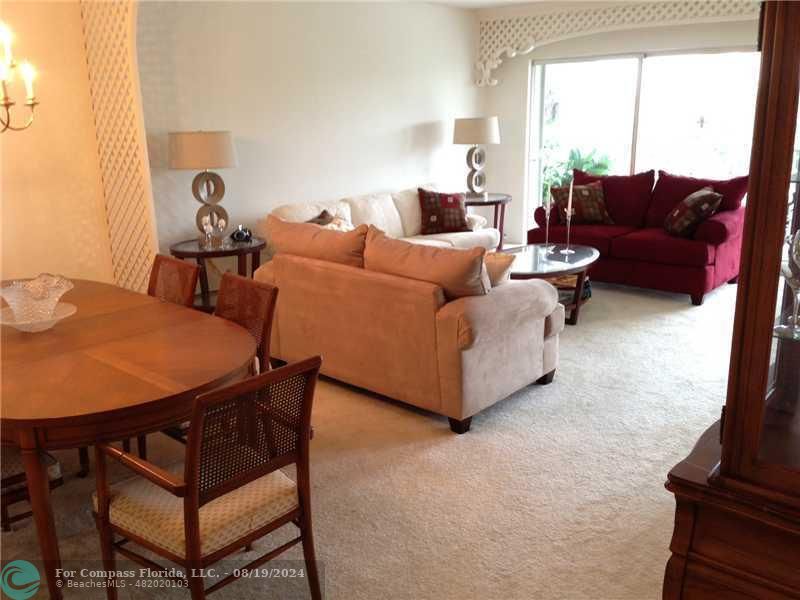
left=254, top=237, right=564, bottom=433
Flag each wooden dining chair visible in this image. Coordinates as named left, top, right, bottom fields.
left=79, top=255, right=201, bottom=475
left=93, top=356, right=323, bottom=600
left=162, top=272, right=278, bottom=445
left=2, top=446, right=64, bottom=531
left=148, top=254, right=201, bottom=307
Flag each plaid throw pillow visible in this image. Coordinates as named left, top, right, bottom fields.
left=418, top=188, right=470, bottom=235
left=664, top=186, right=723, bottom=238
left=551, top=181, right=614, bottom=225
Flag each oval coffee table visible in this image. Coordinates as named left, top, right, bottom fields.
left=504, top=243, right=600, bottom=325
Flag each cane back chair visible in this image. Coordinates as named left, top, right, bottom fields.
left=93, top=356, right=323, bottom=600
left=2, top=446, right=64, bottom=531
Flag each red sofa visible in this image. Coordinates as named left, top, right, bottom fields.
left=527, top=169, right=749, bottom=305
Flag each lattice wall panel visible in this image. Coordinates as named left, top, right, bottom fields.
left=80, top=0, right=157, bottom=291
left=477, top=0, right=760, bottom=86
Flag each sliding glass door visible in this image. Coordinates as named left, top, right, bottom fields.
left=528, top=50, right=760, bottom=215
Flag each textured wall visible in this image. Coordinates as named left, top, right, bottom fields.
left=137, top=2, right=480, bottom=258
left=0, top=1, right=114, bottom=282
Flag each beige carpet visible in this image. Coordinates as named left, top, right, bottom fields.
left=1, top=282, right=737, bottom=600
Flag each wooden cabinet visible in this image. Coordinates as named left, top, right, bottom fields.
left=664, top=3, right=800, bottom=598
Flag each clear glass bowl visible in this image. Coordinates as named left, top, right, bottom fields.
left=0, top=274, right=74, bottom=327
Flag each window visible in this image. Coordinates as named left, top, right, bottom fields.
left=527, top=50, right=760, bottom=223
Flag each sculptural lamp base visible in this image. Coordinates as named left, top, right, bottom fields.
left=466, top=145, right=487, bottom=194
left=192, top=170, right=229, bottom=234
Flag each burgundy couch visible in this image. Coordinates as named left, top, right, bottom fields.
left=527, top=169, right=749, bottom=305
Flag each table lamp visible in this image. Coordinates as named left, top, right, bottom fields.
left=453, top=116, right=500, bottom=194
left=169, top=131, right=238, bottom=235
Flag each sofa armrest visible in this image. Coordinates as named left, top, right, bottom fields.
left=466, top=213, right=488, bottom=231
left=533, top=206, right=548, bottom=228
left=694, top=206, right=745, bottom=245
left=437, top=280, right=558, bottom=351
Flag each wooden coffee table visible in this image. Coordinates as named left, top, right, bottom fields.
left=504, top=243, right=600, bottom=325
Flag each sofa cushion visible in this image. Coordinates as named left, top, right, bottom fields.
left=551, top=181, right=613, bottom=225
left=610, top=227, right=716, bottom=267
left=573, top=169, right=655, bottom=227
left=485, top=252, right=515, bottom=287
left=527, top=224, right=637, bottom=256
left=646, top=171, right=749, bottom=227
left=419, top=189, right=470, bottom=235
left=365, top=226, right=489, bottom=300
left=391, top=187, right=434, bottom=237
left=664, top=187, right=723, bottom=238
left=270, top=200, right=352, bottom=224
left=345, top=192, right=405, bottom=238
left=266, top=215, right=368, bottom=268
left=403, top=228, right=500, bottom=250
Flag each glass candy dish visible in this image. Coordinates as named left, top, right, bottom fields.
left=0, top=273, right=76, bottom=332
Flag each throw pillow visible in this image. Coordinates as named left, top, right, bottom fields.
left=364, top=226, right=489, bottom=300
left=266, top=215, right=368, bottom=268
left=646, top=171, right=748, bottom=227
left=418, top=188, right=470, bottom=235
left=573, top=169, right=655, bottom=227
left=550, top=181, right=614, bottom=225
left=664, top=187, right=723, bottom=238
left=484, top=252, right=515, bottom=287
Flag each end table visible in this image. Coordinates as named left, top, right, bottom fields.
left=169, top=237, right=266, bottom=312
left=464, top=192, right=511, bottom=250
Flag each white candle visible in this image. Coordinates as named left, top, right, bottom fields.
left=20, top=61, right=35, bottom=100
left=0, top=23, right=12, bottom=68
left=567, top=179, right=573, bottom=216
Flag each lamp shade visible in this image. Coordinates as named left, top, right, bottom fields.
left=168, top=131, right=238, bottom=170
left=453, top=117, right=500, bottom=145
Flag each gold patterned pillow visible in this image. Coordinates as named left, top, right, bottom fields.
left=551, top=181, right=614, bottom=225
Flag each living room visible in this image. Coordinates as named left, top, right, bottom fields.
left=2, top=1, right=799, bottom=599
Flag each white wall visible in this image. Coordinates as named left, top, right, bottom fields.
left=137, top=2, right=480, bottom=259
left=1, top=1, right=114, bottom=282
left=479, top=18, right=759, bottom=244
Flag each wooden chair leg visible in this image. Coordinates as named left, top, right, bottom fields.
left=137, top=435, right=147, bottom=460
left=97, top=520, right=118, bottom=600
left=299, top=510, right=322, bottom=600
left=78, top=446, right=91, bottom=477
left=122, top=439, right=131, bottom=453
left=187, top=571, right=206, bottom=600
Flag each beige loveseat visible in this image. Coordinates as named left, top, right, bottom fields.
left=254, top=228, right=564, bottom=433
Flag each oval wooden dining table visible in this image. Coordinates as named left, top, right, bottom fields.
left=1, top=280, right=256, bottom=599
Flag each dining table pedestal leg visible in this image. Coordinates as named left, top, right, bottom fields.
left=20, top=431, right=63, bottom=600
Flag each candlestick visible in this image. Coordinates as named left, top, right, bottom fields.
left=566, top=179, right=573, bottom=216
left=543, top=192, right=555, bottom=254
left=559, top=208, right=576, bottom=256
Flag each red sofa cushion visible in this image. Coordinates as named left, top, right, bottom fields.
left=646, top=171, right=748, bottom=227
left=611, top=228, right=716, bottom=267
left=527, top=224, right=637, bottom=256
left=573, top=169, right=655, bottom=227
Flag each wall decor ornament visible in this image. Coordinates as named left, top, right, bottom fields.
left=0, top=21, right=39, bottom=133
left=476, top=0, right=761, bottom=86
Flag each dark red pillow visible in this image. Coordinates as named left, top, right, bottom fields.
left=646, top=171, right=748, bottom=227
left=418, top=188, right=470, bottom=235
left=573, top=169, right=655, bottom=227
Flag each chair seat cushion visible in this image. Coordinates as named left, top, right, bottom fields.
left=92, top=464, right=298, bottom=558
left=1, top=447, right=61, bottom=493
left=527, top=225, right=637, bottom=256
left=610, top=228, right=716, bottom=267
left=401, top=228, right=500, bottom=250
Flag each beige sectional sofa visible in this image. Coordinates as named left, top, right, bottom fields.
left=254, top=222, right=564, bottom=433
left=259, top=186, right=501, bottom=252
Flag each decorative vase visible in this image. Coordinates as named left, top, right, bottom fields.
left=0, top=274, right=77, bottom=332
left=775, top=230, right=800, bottom=339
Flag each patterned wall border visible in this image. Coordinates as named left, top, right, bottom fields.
left=80, top=0, right=158, bottom=291
left=477, top=0, right=760, bottom=86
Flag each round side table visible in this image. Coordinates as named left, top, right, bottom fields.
left=170, top=237, right=266, bottom=312
left=464, top=192, right=511, bottom=250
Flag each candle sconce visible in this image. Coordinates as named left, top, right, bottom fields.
left=0, top=22, right=38, bottom=134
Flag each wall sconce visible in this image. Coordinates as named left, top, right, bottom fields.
left=0, top=21, right=38, bottom=133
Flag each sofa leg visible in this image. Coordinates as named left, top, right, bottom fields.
left=448, top=417, right=472, bottom=434
left=728, top=276, right=739, bottom=284
left=536, top=369, right=555, bottom=385
left=691, top=293, right=704, bottom=306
